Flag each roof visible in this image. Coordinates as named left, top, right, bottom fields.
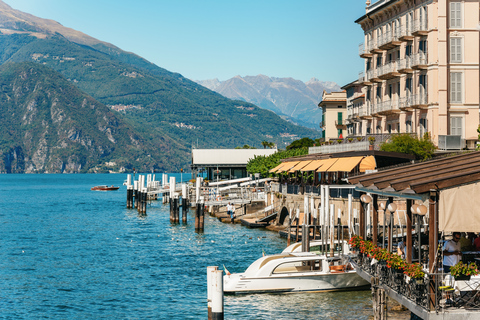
left=348, top=152, right=480, bottom=195
left=192, top=148, right=277, bottom=166
left=355, top=0, right=400, bottom=24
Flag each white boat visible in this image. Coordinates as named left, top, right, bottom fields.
left=223, top=251, right=370, bottom=294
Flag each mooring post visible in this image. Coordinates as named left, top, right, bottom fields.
left=199, top=198, right=205, bottom=232
left=134, top=180, right=139, bottom=209
left=126, top=174, right=133, bottom=209
left=195, top=202, right=201, bottom=232
left=169, top=198, right=174, bottom=223
left=207, top=266, right=218, bottom=320
left=137, top=175, right=143, bottom=213
left=211, top=269, right=224, bottom=320
left=174, top=197, right=179, bottom=223
left=182, top=184, right=188, bottom=223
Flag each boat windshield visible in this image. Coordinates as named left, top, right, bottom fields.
left=272, top=259, right=322, bottom=274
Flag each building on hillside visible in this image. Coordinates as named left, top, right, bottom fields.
left=318, top=90, right=347, bottom=141
left=342, top=80, right=367, bottom=137
left=356, top=0, right=479, bottom=149
left=190, top=148, right=277, bottom=181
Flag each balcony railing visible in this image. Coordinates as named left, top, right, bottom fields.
left=377, top=99, right=400, bottom=113
left=412, top=19, right=428, bottom=34
left=438, top=135, right=464, bottom=150
left=398, top=56, right=413, bottom=72
left=411, top=52, right=428, bottom=68
left=378, top=60, right=399, bottom=79
left=398, top=25, right=414, bottom=39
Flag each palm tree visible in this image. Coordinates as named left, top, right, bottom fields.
left=261, top=141, right=268, bottom=149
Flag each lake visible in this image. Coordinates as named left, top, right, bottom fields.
left=0, top=174, right=373, bottom=319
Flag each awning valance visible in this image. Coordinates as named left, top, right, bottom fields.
left=326, top=156, right=364, bottom=172
left=288, top=161, right=312, bottom=173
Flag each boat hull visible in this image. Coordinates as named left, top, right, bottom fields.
left=224, top=270, right=370, bottom=295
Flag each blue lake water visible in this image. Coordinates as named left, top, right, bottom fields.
left=0, top=174, right=372, bottom=319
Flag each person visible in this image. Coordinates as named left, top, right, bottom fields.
left=397, top=236, right=406, bottom=259
left=443, top=232, right=462, bottom=273
left=473, top=233, right=480, bottom=251
left=459, top=232, right=473, bottom=251
left=231, top=204, right=236, bottom=223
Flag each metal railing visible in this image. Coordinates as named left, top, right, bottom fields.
left=411, top=51, right=428, bottom=67
left=438, top=135, right=464, bottom=150
left=413, top=19, right=428, bottom=33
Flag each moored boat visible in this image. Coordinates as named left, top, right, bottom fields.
left=223, top=251, right=370, bottom=294
left=91, top=185, right=120, bottom=191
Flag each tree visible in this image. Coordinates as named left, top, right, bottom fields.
left=246, top=147, right=309, bottom=177
left=261, top=141, right=268, bottom=149
left=380, top=133, right=436, bottom=161
left=286, top=137, right=315, bottom=150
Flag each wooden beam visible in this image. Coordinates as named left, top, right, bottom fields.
left=412, top=171, right=480, bottom=194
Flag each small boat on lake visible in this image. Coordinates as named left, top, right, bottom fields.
left=223, top=251, right=370, bottom=294
left=91, top=185, right=120, bottom=191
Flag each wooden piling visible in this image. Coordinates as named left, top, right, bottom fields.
left=207, top=266, right=218, bottom=320
left=182, top=197, right=188, bottom=223
left=208, top=269, right=224, bottom=320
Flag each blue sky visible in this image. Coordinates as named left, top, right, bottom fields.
left=4, top=0, right=367, bottom=86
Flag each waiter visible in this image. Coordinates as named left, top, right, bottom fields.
left=443, top=232, right=462, bottom=273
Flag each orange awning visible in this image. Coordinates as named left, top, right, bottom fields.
left=316, top=158, right=339, bottom=172
left=326, top=156, right=364, bottom=172
left=269, top=163, right=285, bottom=173
left=288, top=160, right=312, bottom=173
left=277, top=161, right=300, bottom=173
left=359, top=155, right=376, bottom=172
left=300, top=159, right=326, bottom=172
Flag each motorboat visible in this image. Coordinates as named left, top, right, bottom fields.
left=223, top=251, right=370, bottom=294
left=91, top=185, right=120, bottom=191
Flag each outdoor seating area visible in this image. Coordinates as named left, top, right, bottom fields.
left=346, top=151, right=480, bottom=319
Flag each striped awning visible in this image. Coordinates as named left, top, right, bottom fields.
left=276, top=161, right=300, bottom=173
left=288, top=160, right=312, bottom=173
left=300, top=159, right=326, bottom=172
left=269, top=163, right=285, bottom=173
left=316, top=158, right=339, bottom=172
left=326, top=156, right=364, bottom=172
left=359, top=155, right=376, bottom=172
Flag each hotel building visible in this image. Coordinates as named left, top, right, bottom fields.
left=354, top=0, right=479, bottom=148
left=318, top=90, right=347, bottom=141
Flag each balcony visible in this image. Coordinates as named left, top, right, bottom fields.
left=378, top=60, right=401, bottom=80
left=360, top=101, right=373, bottom=119
left=378, top=29, right=402, bottom=50
left=377, top=99, right=400, bottom=114
left=335, top=119, right=347, bottom=128
left=367, top=68, right=381, bottom=83
left=369, top=39, right=383, bottom=54
left=398, top=25, right=414, bottom=41
left=359, top=43, right=373, bottom=58
left=412, top=52, right=428, bottom=69
left=404, top=93, right=428, bottom=109
left=438, top=135, right=465, bottom=150
left=412, top=19, right=428, bottom=36
left=398, top=56, right=414, bottom=73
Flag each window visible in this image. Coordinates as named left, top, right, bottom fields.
left=450, top=116, right=463, bottom=136
left=450, top=72, right=462, bottom=103
left=450, top=37, right=462, bottom=63
left=420, top=117, right=427, bottom=136
left=406, top=119, right=412, bottom=133
left=419, top=39, right=427, bottom=53
left=450, top=2, right=462, bottom=28
left=405, top=44, right=412, bottom=56
left=338, top=129, right=343, bottom=137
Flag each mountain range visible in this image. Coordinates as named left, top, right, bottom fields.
left=196, top=75, right=340, bottom=130
left=0, top=0, right=320, bottom=173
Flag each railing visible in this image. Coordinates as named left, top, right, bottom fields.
left=378, top=60, right=398, bottom=77
left=413, top=19, right=428, bottom=33
left=359, top=71, right=365, bottom=83
left=367, top=69, right=377, bottom=81
left=352, top=253, right=480, bottom=314
left=377, top=99, right=400, bottom=113
left=398, top=25, right=413, bottom=38
left=411, top=51, right=427, bottom=67
left=438, top=135, right=464, bottom=150
left=398, top=56, right=412, bottom=70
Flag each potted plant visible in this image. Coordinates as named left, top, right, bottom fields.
left=450, top=261, right=479, bottom=280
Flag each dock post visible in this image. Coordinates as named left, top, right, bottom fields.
left=169, top=198, right=174, bottom=223
left=126, top=174, right=133, bottom=209
left=210, top=269, right=224, bottom=320
left=136, top=175, right=143, bottom=213
left=195, top=203, right=201, bottom=232
left=200, top=199, right=205, bottom=232
left=182, top=183, right=188, bottom=223
left=134, top=180, right=139, bottom=209
left=207, top=266, right=218, bottom=320
left=174, top=197, right=179, bottom=223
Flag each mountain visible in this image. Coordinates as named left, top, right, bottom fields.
left=0, top=1, right=320, bottom=173
left=195, top=75, right=341, bottom=130
left=0, top=62, right=185, bottom=173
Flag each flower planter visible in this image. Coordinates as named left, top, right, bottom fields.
left=454, top=275, right=471, bottom=281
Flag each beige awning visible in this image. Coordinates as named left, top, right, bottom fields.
left=316, top=158, right=339, bottom=172
left=288, top=161, right=312, bottom=173
left=439, top=181, right=480, bottom=232
left=359, top=155, right=376, bottom=172
left=277, top=161, right=300, bottom=173
left=326, top=156, right=364, bottom=172
left=300, top=160, right=326, bottom=172
left=269, top=163, right=285, bottom=173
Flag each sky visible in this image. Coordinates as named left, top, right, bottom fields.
left=3, top=0, right=368, bottom=86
